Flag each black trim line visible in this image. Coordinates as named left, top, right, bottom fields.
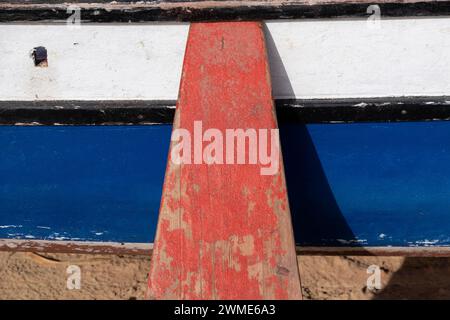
left=2, top=1, right=450, bottom=22
left=1, top=97, right=450, bottom=125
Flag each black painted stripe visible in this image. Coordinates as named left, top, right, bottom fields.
left=1, top=97, right=450, bottom=125
left=276, top=97, right=450, bottom=123
left=0, top=101, right=176, bottom=125
left=1, top=1, right=450, bottom=22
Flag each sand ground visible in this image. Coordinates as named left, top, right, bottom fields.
left=1, top=252, right=450, bottom=299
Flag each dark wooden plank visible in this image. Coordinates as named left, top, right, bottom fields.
left=2, top=239, right=450, bottom=257
left=297, top=246, right=450, bottom=257
left=2, top=97, right=450, bottom=125
left=276, top=97, right=450, bottom=123
left=0, top=101, right=176, bottom=125
left=1, top=0, right=450, bottom=22
left=0, top=239, right=153, bottom=255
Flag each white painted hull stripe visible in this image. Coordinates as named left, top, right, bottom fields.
left=1, top=18, right=450, bottom=100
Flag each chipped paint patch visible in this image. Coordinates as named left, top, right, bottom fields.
left=147, top=22, right=301, bottom=300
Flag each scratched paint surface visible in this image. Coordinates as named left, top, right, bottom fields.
left=0, top=125, right=170, bottom=242
left=147, top=22, right=302, bottom=299
left=282, top=121, right=450, bottom=248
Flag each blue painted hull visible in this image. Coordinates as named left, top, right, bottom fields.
left=1, top=122, right=449, bottom=247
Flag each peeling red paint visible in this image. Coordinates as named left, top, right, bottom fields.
left=147, top=22, right=302, bottom=300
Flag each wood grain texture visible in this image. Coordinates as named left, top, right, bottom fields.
left=0, top=239, right=153, bottom=255
left=1, top=0, right=450, bottom=22
left=147, top=22, right=302, bottom=299
left=4, top=240, right=450, bottom=257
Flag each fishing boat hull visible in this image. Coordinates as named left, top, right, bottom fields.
left=2, top=13, right=450, bottom=255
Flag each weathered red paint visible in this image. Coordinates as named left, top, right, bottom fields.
left=147, top=22, right=302, bottom=299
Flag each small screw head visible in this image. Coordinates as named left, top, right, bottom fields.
left=32, top=46, right=48, bottom=67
